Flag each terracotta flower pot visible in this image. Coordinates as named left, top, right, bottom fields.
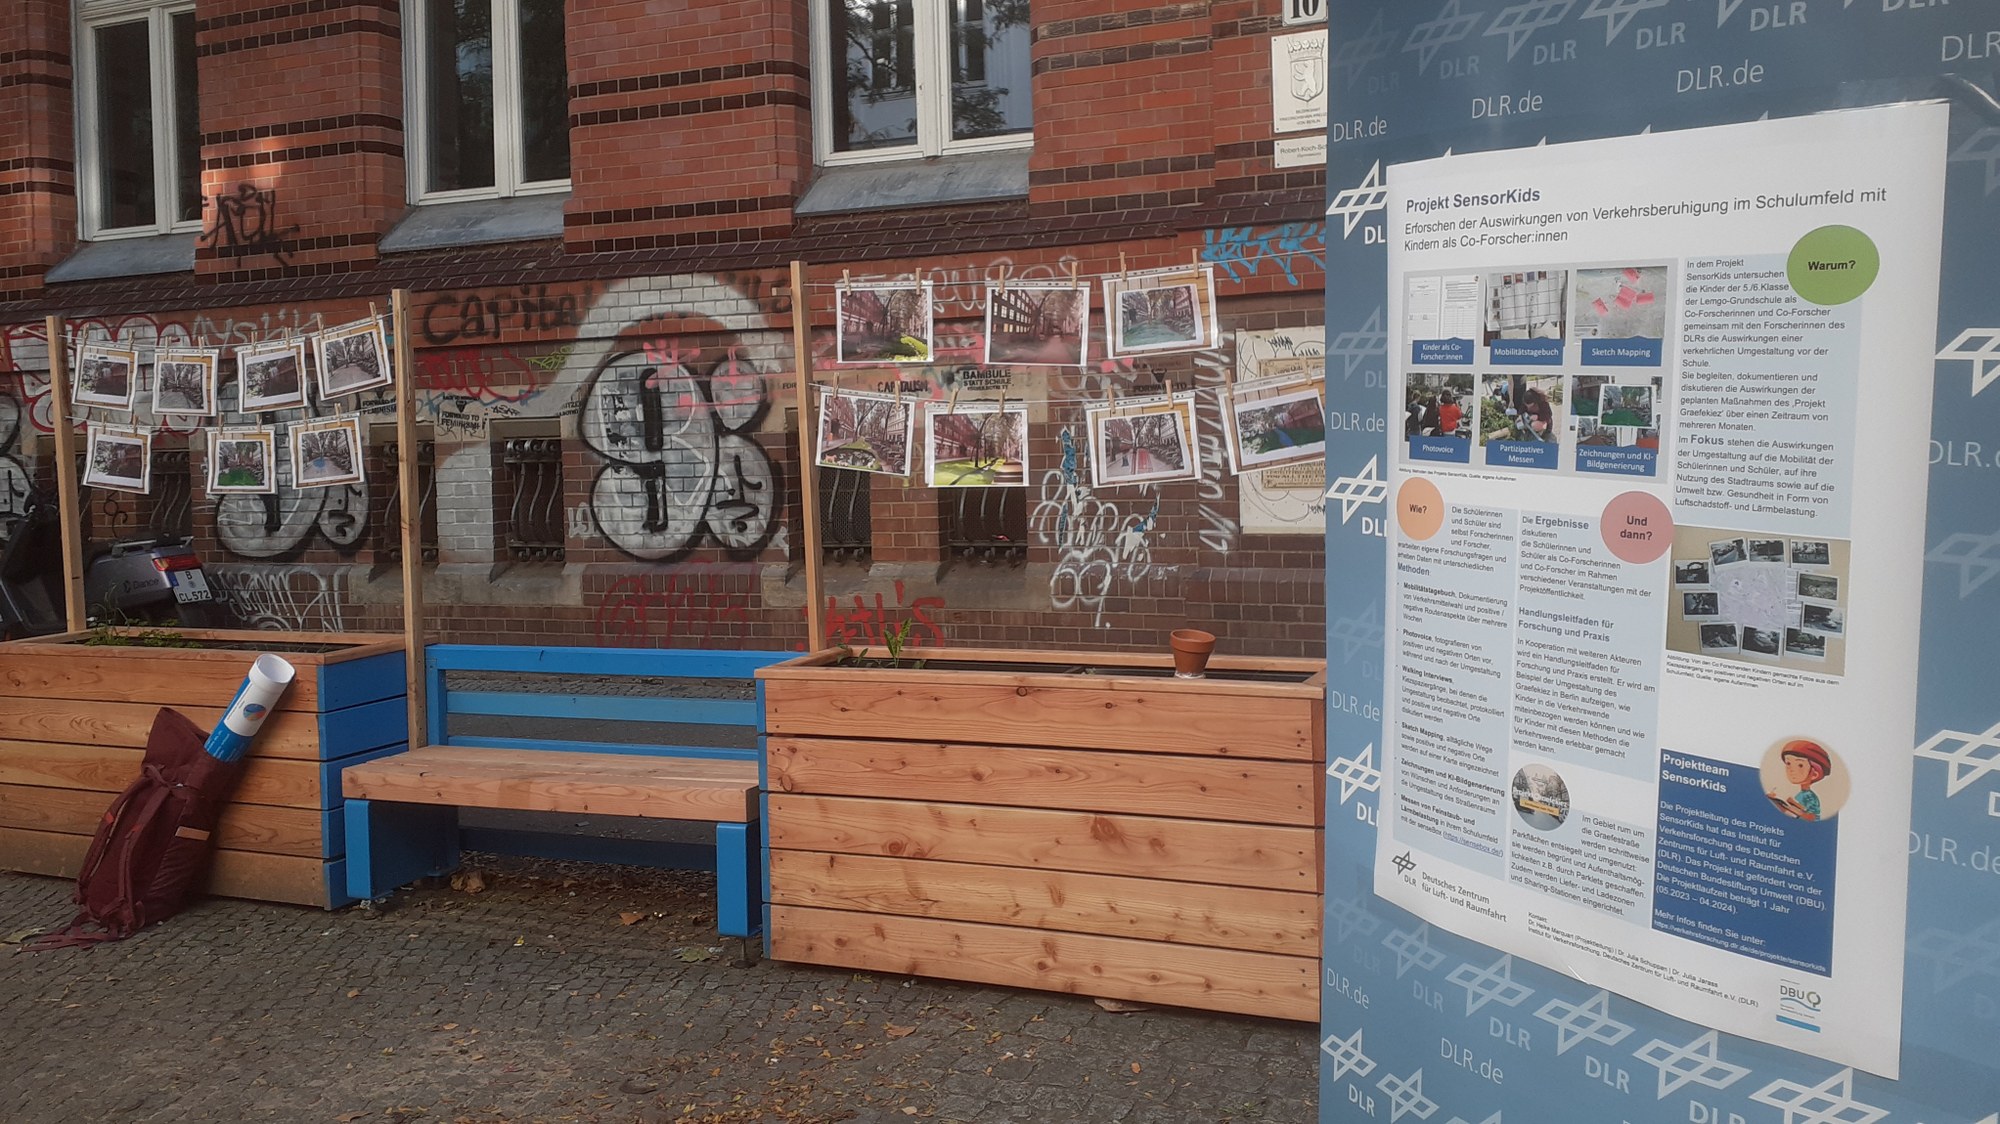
left=1170, top=628, right=1217, bottom=679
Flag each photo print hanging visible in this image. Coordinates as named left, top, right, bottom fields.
left=1102, top=265, right=1220, bottom=358
left=235, top=339, right=310, bottom=412
left=290, top=415, right=366, bottom=489
left=314, top=318, right=392, bottom=399
left=1084, top=393, right=1201, bottom=488
left=835, top=281, right=934, bottom=364
left=206, top=428, right=278, bottom=495
left=1223, top=367, right=1328, bottom=474
left=151, top=347, right=220, bottom=416
left=983, top=282, right=1091, bottom=367
left=816, top=387, right=915, bottom=477
left=72, top=344, right=140, bottom=411
left=82, top=423, right=152, bottom=494
left=923, top=402, right=1030, bottom=488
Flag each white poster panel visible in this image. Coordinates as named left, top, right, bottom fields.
left=1270, top=31, right=1326, bottom=135
left=1374, top=103, right=1948, bottom=1075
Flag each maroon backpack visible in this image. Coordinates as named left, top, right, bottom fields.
left=28, top=708, right=248, bottom=950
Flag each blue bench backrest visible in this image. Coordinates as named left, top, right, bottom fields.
left=425, top=645, right=794, bottom=763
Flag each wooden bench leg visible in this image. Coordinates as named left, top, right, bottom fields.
left=713, top=820, right=761, bottom=941
left=345, top=798, right=461, bottom=903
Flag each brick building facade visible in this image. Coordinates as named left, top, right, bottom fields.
left=0, top=0, right=1330, bottom=656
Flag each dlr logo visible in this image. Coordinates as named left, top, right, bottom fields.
left=1689, top=1104, right=1746, bottom=1124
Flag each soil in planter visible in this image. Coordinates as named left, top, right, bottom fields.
left=832, top=656, right=1314, bottom=683
left=66, top=635, right=352, bottom=654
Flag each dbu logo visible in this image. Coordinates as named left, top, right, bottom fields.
left=1776, top=980, right=1823, bottom=1033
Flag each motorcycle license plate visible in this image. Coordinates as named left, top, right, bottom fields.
left=170, top=569, right=213, bottom=604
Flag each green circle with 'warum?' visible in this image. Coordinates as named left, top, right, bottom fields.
left=1787, top=225, right=1878, bottom=306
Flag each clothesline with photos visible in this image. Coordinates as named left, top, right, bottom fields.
left=815, top=259, right=1329, bottom=490
left=64, top=313, right=392, bottom=498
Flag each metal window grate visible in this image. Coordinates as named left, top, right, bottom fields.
left=148, top=448, right=192, bottom=540
left=382, top=439, right=438, bottom=562
left=502, top=437, right=565, bottom=562
left=818, top=467, right=872, bottom=563
left=944, top=487, right=1024, bottom=564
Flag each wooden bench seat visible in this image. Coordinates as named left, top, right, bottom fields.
left=339, top=645, right=795, bottom=942
left=342, top=747, right=760, bottom=821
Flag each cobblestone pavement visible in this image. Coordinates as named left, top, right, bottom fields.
left=0, top=859, right=1318, bottom=1124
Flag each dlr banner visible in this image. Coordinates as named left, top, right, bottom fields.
left=1321, top=3, right=1998, bottom=1123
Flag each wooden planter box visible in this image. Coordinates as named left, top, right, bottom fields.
left=758, top=646, right=1326, bottom=1022
left=0, top=629, right=408, bottom=908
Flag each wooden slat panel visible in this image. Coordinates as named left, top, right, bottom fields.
left=416, top=746, right=759, bottom=782
left=768, top=905, right=1316, bottom=1022
left=340, top=749, right=756, bottom=822
left=0, top=744, right=328, bottom=807
left=0, top=652, right=321, bottom=711
left=0, top=785, right=325, bottom=856
left=762, top=679, right=1316, bottom=759
left=767, top=795, right=1317, bottom=891
left=448, top=691, right=758, bottom=728
left=0, top=698, right=323, bottom=757
left=0, top=827, right=331, bottom=906
left=759, top=646, right=1326, bottom=680
left=768, top=851, right=1318, bottom=955
left=768, top=738, right=1318, bottom=825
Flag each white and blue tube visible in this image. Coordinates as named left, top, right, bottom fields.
left=204, top=654, right=297, bottom=762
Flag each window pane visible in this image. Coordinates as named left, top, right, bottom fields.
left=516, top=0, right=569, bottom=183
left=424, top=0, right=496, bottom=192
left=827, top=0, right=917, bottom=153
left=93, top=20, right=157, bottom=230
left=171, top=12, right=201, bottom=223
left=951, top=0, right=1031, bottom=141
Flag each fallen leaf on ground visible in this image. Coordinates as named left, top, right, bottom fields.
left=1093, top=998, right=1151, bottom=1013
left=884, top=1024, right=916, bottom=1039
left=450, top=871, right=487, bottom=894
left=1, top=927, right=41, bottom=945
left=618, top=911, right=645, bottom=926
left=1131, top=1062, right=1143, bottom=1074
left=346, top=989, right=362, bottom=998
left=673, top=946, right=715, bottom=963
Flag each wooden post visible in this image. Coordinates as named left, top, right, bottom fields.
left=44, top=316, right=86, bottom=633
left=390, top=290, right=427, bottom=748
left=789, top=260, right=825, bottom=651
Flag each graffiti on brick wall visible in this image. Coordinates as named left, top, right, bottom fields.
left=1030, top=428, right=1160, bottom=628
left=825, top=581, right=946, bottom=649
left=594, top=568, right=946, bottom=648
left=1201, top=222, right=1327, bottom=286
left=593, top=567, right=754, bottom=646
left=0, top=389, right=33, bottom=538
left=419, top=284, right=591, bottom=345
left=215, top=481, right=369, bottom=559
left=577, top=347, right=781, bottom=562
left=200, top=183, right=301, bottom=265
left=413, top=345, right=565, bottom=438
left=208, top=565, right=350, bottom=631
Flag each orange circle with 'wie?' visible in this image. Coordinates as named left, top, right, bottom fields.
left=1397, top=477, right=1445, bottom=541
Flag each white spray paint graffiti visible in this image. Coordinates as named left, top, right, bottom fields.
left=1030, top=429, right=1160, bottom=627
left=576, top=348, right=779, bottom=561
left=207, top=564, right=350, bottom=631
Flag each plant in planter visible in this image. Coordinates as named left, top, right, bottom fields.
left=757, top=643, right=1327, bottom=1021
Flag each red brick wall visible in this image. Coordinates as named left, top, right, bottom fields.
left=0, top=0, right=1330, bottom=659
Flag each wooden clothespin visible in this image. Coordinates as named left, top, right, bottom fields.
left=1065, top=260, right=1078, bottom=287
left=948, top=386, right=960, bottom=415
left=841, top=269, right=852, bottom=289
left=997, top=264, right=1009, bottom=295
left=1189, top=247, right=1201, bottom=272
left=1119, top=252, right=1129, bottom=281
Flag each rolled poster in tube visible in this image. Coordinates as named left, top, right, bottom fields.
left=203, top=654, right=297, bottom=762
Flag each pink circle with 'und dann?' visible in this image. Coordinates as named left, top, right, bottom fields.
left=1601, top=491, right=1672, bottom=563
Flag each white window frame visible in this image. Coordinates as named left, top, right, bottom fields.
left=403, top=0, right=571, bottom=204
left=809, top=0, right=1033, bottom=167
left=74, top=0, right=200, bottom=240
